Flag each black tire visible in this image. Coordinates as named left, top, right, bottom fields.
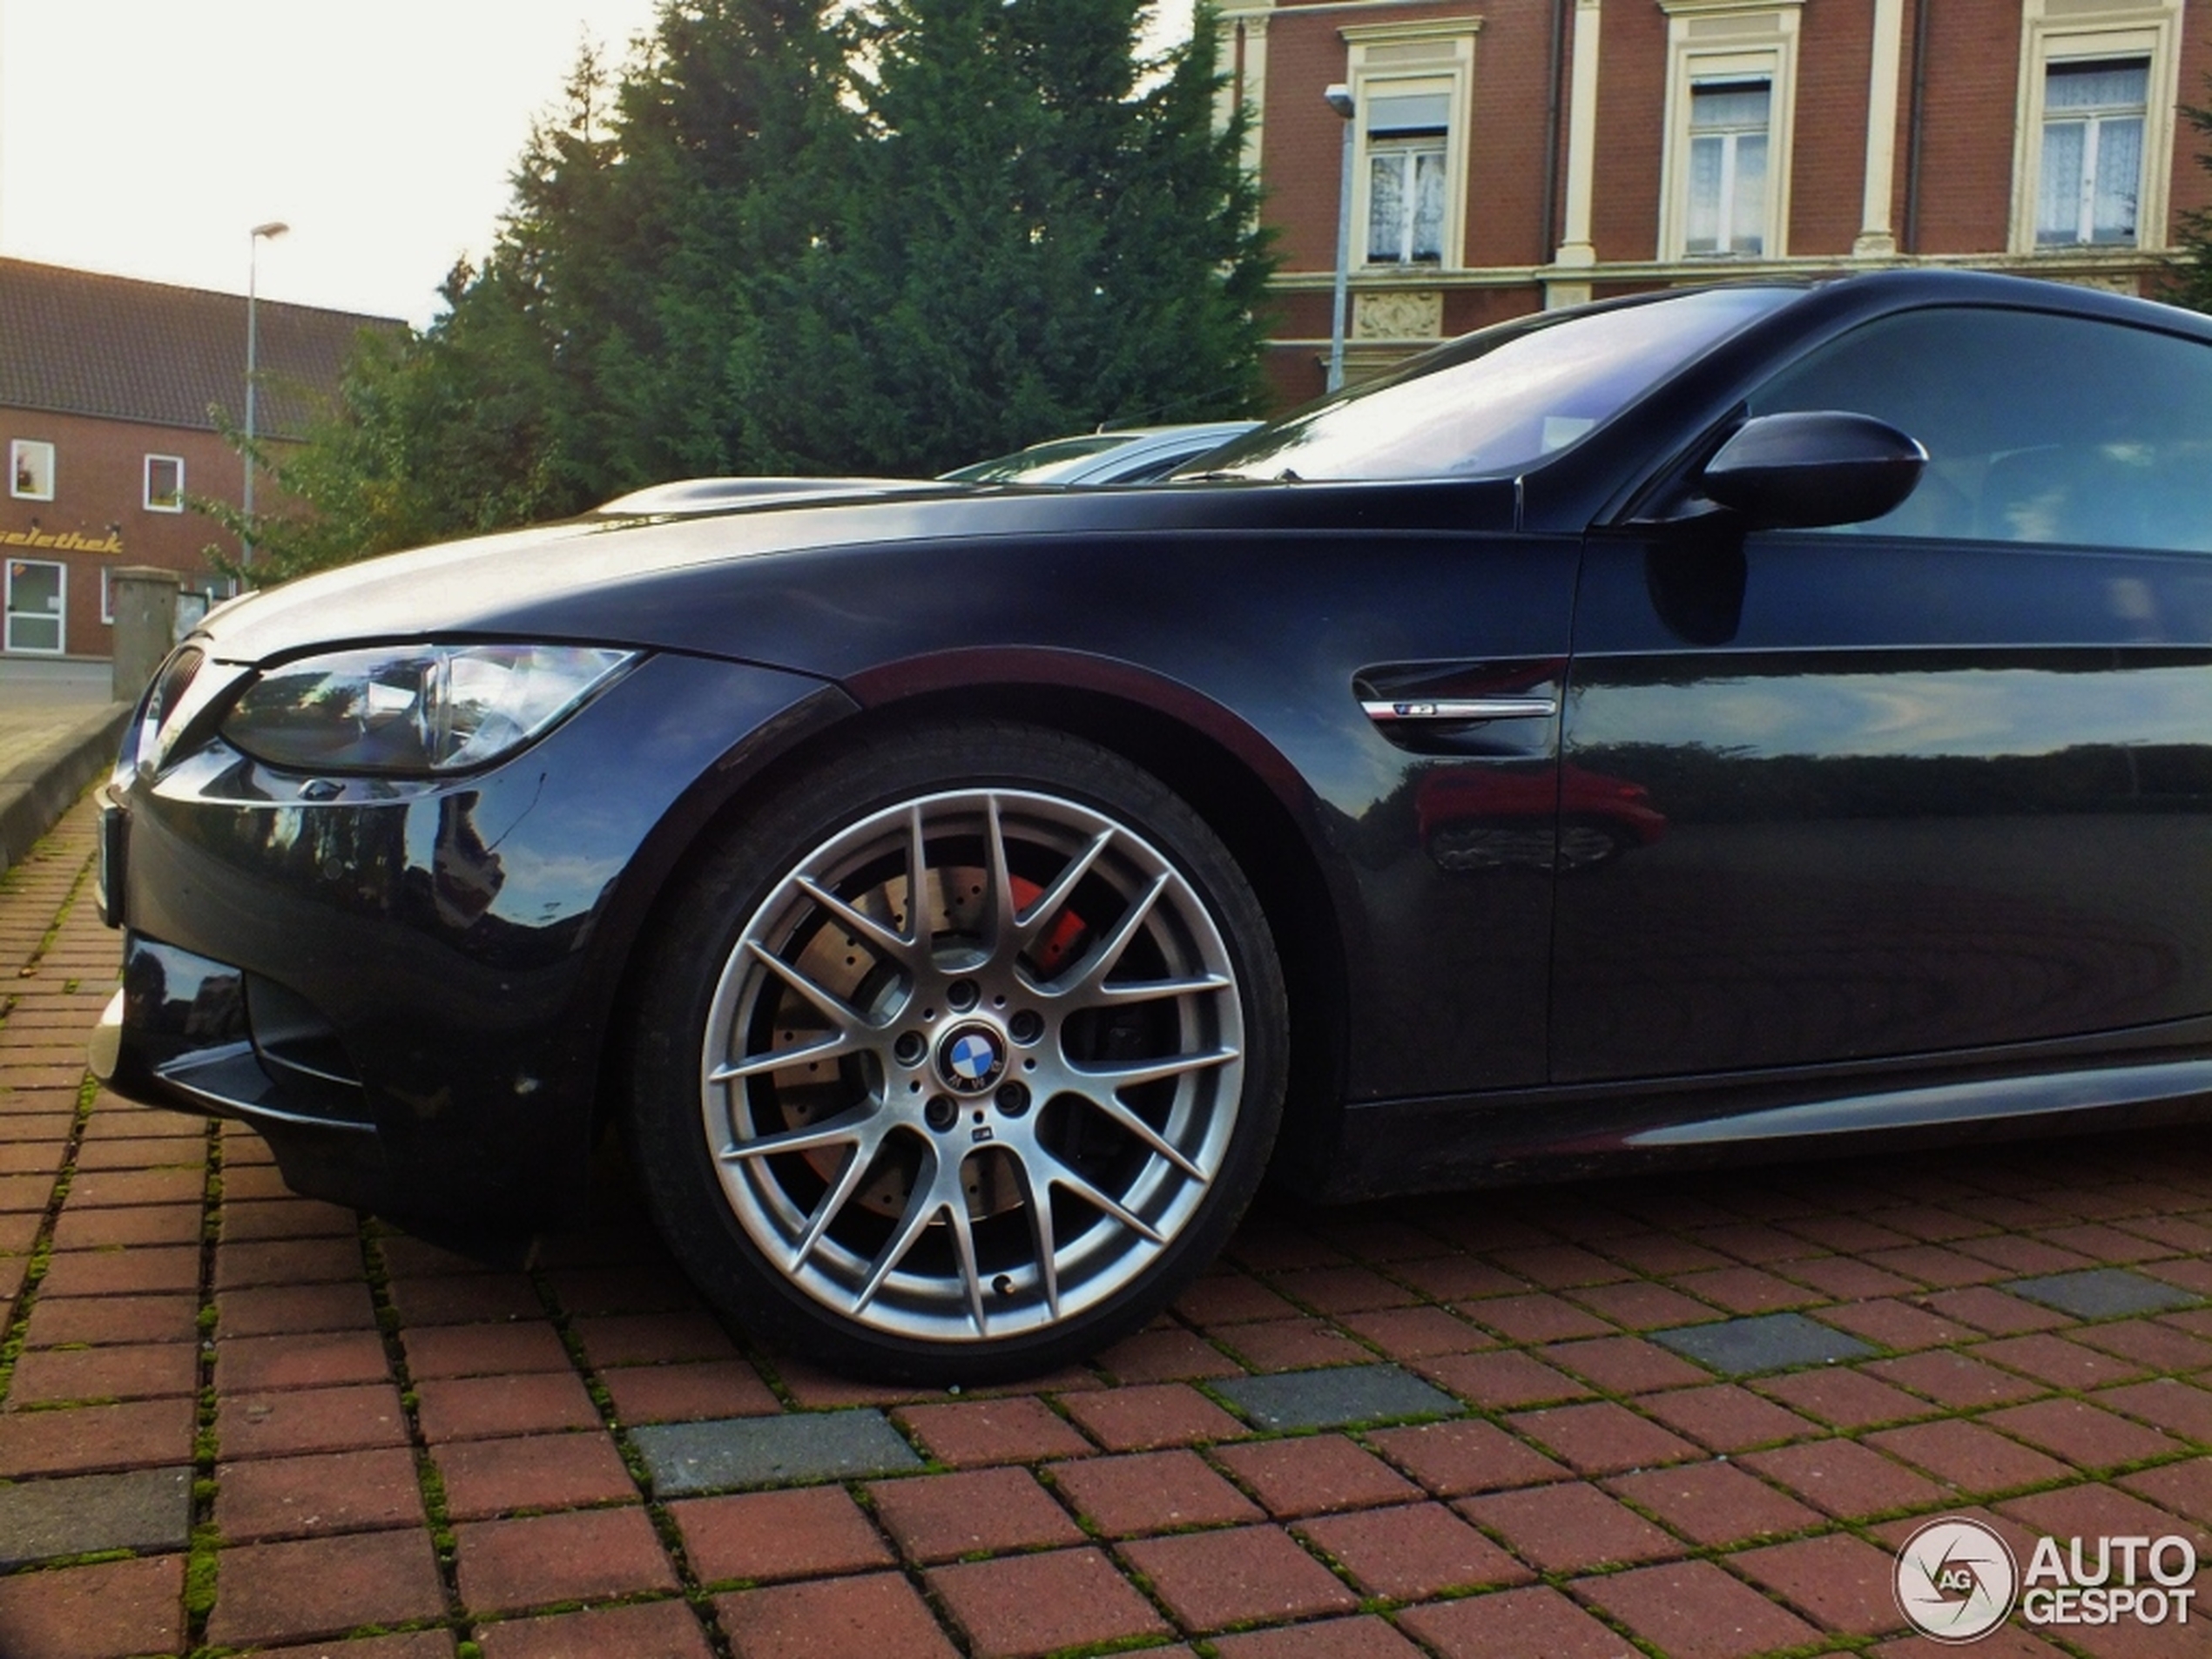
left=627, top=720, right=1287, bottom=1383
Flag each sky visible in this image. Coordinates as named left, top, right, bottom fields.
left=0, top=0, right=1190, bottom=333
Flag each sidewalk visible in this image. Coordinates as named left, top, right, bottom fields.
left=0, top=658, right=130, bottom=873
left=0, top=792, right=2209, bottom=1658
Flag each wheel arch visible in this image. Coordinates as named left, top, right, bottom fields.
left=597, top=649, right=1353, bottom=1194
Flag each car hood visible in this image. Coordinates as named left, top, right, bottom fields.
left=199, top=475, right=1521, bottom=671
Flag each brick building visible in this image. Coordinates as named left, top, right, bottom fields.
left=0, top=259, right=397, bottom=658
left=1222, top=0, right=2212, bottom=397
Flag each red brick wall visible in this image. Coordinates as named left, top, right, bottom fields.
left=1, top=408, right=246, bottom=658
left=1791, top=0, right=1876, bottom=254
left=1910, top=0, right=2020, bottom=253
left=1469, top=0, right=1562, bottom=266
left=2172, top=24, right=2212, bottom=234
left=1591, top=0, right=1669, bottom=262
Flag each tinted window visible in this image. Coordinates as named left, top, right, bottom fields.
left=1749, top=307, right=2212, bottom=550
left=1188, top=286, right=1794, bottom=483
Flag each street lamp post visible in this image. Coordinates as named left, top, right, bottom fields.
left=243, top=220, right=289, bottom=567
left=1324, top=84, right=1356, bottom=395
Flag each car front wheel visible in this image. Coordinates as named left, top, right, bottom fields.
left=628, top=722, right=1286, bottom=1382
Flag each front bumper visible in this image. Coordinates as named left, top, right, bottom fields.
left=91, top=646, right=848, bottom=1226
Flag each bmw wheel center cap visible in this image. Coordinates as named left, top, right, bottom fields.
left=937, top=1024, right=1008, bottom=1095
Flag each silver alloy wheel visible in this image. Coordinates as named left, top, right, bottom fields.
left=700, top=787, right=1245, bottom=1344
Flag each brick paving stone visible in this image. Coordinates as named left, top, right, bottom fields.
left=1212, top=1615, right=1425, bottom=1657
left=1571, top=1279, right=1731, bottom=1331
left=1121, top=1523, right=1358, bottom=1631
left=931, top=1547, right=1170, bottom=1656
left=213, top=1235, right=364, bottom=1289
left=1508, top=1400, right=1700, bottom=1474
left=0, top=1395, right=193, bottom=1476
left=1923, top=1285, right=2077, bottom=1335
left=1060, top=1381, right=1247, bottom=1449
left=219, top=1197, right=359, bottom=1242
left=869, top=1466, right=1085, bottom=1561
left=219, top=1382, right=411, bottom=1459
left=1819, top=1298, right=1974, bottom=1351
left=602, top=1359, right=781, bottom=1423
left=572, top=1309, right=738, bottom=1367
left=672, top=1485, right=894, bottom=1582
left=236, top=1629, right=461, bottom=1659
left=1608, top=1459, right=1823, bottom=1545
left=401, top=1321, right=573, bottom=1379
left=1641, top=1382, right=1821, bottom=1452
left=1217, top=1363, right=1458, bottom=1430
left=215, top=1446, right=427, bottom=1541
left=1672, top=1265, right=1824, bottom=1314
left=543, top=1263, right=696, bottom=1315
left=209, top=1528, right=447, bottom=1647
left=1049, top=1447, right=1262, bottom=1533
left=1733, top=1532, right=1910, bottom=1637
left=1654, top=1312, right=1876, bottom=1375
left=1866, top=1418, right=2074, bottom=1494
left=1474, top=1292, right=1615, bottom=1343
left=1952, top=1233, right=2101, bottom=1276
left=1176, top=1271, right=1305, bottom=1325
left=455, top=1505, right=678, bottom=1613
left=1393, top=1254, right=1528, bottom=1300
left=1545, top=1333, right=1712, bottom=1393
left=386, top=1271, right=545, bottom=1325
left=2097, top=1378, right=2212, bottom=1443
left=49, top=1203, right=199, bottom=1256
left=1576, top=1557, right=1824, bottom=1659
left=1983, top=1396, right=2177, bottom=1467
left=1298, top=1500, right=1531, bottom=1598
left=38, top=1243, right=201, bottom=1297
left=1335, top=1304, right=1491, bottom=1359
left=24, top=1289, right=197, bottom=1346
left=1459, top=1480, right=1682, bottom=1574
left=634, top=1407, right=923, bottom=1494
left=1097, top=1324, right=1247, bottom=1381
left=1491, top=1244, right=1632, bottom=1288
left=477, top=1597, right=711, bottom=1659
left=433, top=1431, right=637, bottom=1519
left=1212, top=1433, right=1420, bottom=1517
left=1692, top=1223, right=1819, bottom=1265
left=4, top=1339, right=196, bottom=1404
left=1365, top=1416, right=1569, bottom=1495
left=214, top=1330, right=391, bottom=1393
left=1867, top=1350, right=2047, bottom=1408
left=1741, top=1438, right=1947, bottom=1518
left=1269, top=1264, right=1423, bottom=1313
left=1783, top=1254, right=1925, bottom=1300
left=1604, top=1233, right=1737, bottom=1276
left=2118, top=1455, right=2212, bottom=1527
left=1398, top=1583, right=1634, bottom=1659
left=896, top=1394, right=1093, bottom=1465
left=1974, top=1332, right=2146, bottom=1391
left=55, top=1168, right=202, bottom=1208
left=1994, top=1480, right=2202, bottom=1555
left=216, top=1280, right=378, bottom=1339
left=0, top=1552, right=184, bottom=1659
left=1417, top=1348, right=1595, bottom=1409
left=1759, top=1366, right=1940, bottom=1429
left=2071, top=1318, right=2212, bottom=1373
left=416, top=1372, right=601, bottom=1442
left=717, top=1573, right=960, bottom=1659
left=1218, top=1317, right=1372, bottom=1372
left=0, top=1466, right=192, bottom=1567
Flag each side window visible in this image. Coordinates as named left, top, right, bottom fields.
left=1747, top=307, right=2212, bottom=551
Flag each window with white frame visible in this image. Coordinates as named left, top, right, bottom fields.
left=1342, top=18, right=1480, bottom=273
left=145, top=455, right=185, bottom=513
left=1685, top=80, right=1772, bottom=256
left=1366, top=88, right=1450, bottom=265
left=2009, top=0, right=2180, bottom=256
left=2037, top=57, right=2149, bottom=246
left=10, top=440, right=54, bottom=501
left=1656, top=0, right=1800, bottom=263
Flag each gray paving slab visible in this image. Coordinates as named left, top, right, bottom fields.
left=632, top=1409, right=922, bottom=1494
left=1213, top=1364, right=1460, bottom=1431
left=0, top=1466, right=192, bottom=1567
left=2006, top=1268, right=2199, bottom=1319
left=1652, top=1312, right=1876, bottom=1376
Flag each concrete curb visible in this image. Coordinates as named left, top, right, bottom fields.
left=0, top=702, right=131, bottom=873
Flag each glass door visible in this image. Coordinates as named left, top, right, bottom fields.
left=4, top=559, right=64, bottom=654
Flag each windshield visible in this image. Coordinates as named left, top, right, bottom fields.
left=1183, top=287, right=1796, bottom=483
left=942, top=433, right=1135, bottom=484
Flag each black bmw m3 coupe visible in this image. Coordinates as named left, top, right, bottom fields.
left=91, top=271, right=2212, bottom=1379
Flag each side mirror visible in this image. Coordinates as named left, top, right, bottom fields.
left=1699, top=410, right=1928, bottom=529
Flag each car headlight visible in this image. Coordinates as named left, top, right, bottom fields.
left=220, top=644, right=637, bottom=775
